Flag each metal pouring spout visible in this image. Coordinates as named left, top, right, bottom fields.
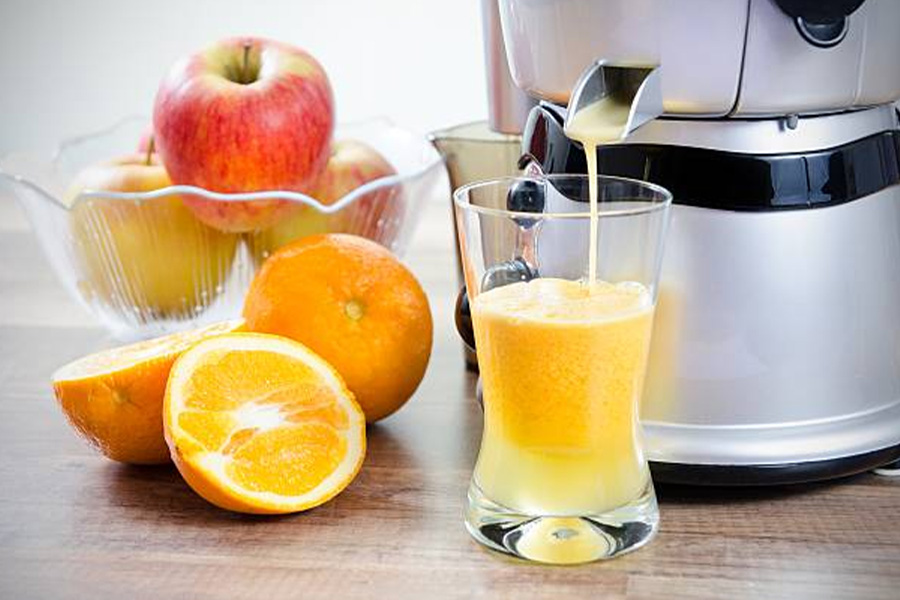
left=564, top=62, right=664, bottom=141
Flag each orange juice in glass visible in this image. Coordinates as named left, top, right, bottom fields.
left=454, top=175, right=671, bottom=564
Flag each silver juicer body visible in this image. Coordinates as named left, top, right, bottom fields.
left=483, top=0, right=900, bottom=483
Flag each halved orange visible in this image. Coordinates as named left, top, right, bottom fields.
left=51, top=319, right=244, bottom=464
left=163, top=332, right=366, bottom=514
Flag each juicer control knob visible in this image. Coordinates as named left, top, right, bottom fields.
left=481, top=257, right=537, bottom=292
left=507, top=178, right=546, bottom=230
left=796, top=17, right=849, bottom=48
left=774, top=0, right=865, bottom=48
left=506, top=179, right=545, bottom=214
left=455, top=289, right=476, bottom=352
left=454, top=258, right=539, bottom=353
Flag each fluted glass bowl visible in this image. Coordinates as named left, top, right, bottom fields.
left=0, top=117, right=449, bottom=340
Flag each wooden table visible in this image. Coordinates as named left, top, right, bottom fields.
left=1, top=195, right=898, bottom=600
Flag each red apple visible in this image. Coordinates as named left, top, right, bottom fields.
left=313, top=139, right=399, bottom=241
left=248, top=139, right=398, bottom=264
left=152, top=36, right=334, bottom=233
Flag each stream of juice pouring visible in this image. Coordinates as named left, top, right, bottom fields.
left=563, top=97, right=633, bottom=287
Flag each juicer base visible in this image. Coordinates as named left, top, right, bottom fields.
left=649, top=443, right=900, bottom=486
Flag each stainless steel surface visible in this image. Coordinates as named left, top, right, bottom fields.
left=480, top=0, right=536, bottom=134
left=498, top=0, right=900, bottom=116
left=498, top=0, right=748, bottom=115
left=565, top=62, right=663, bottom=140
left=624, top=105, right=900, bottom=154
left=642, top=185, right=900, bottom=465
left=855, top=0, right=900, bottom=107
left=738, top=0, right=856, bottom=115
left=644, top=400, right=900, bottom=466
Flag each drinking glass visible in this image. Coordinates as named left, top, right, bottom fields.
left=454, top=175, right=672, bottom=564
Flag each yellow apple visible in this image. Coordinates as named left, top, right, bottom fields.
left=245, top=202, right=330, bottom=265
left=66, top=154, right=238, bottom=318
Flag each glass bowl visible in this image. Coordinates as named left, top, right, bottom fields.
left=0, top=117, right=449, bottom=340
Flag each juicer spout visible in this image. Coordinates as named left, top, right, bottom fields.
left=565, top=62, right=663, bottom=141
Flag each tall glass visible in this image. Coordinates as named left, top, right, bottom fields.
left=454, top=175, right=672, bottom=564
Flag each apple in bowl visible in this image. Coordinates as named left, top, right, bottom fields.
left=136, top=126, right=154, bottom=153
left=248, top=139, right=398, bottom=262
left=153, top=36, right=334, bottom=233
left=315, top=139, right=399, bottom=237
left=66, top=154, right=237, bottom=317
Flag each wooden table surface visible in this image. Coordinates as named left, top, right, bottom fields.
left=1, top=195, right=898, bottom=600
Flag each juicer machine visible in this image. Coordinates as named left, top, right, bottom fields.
left=469, top=0, right=900, bottom=484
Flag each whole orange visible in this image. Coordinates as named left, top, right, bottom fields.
left=243, top=234, right=432, bottom=422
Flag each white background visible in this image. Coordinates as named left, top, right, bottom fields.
left=0, top=0, right=488, bottom=156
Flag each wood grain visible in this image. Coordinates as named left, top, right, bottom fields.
left=0, top=196, right=898, bottom=600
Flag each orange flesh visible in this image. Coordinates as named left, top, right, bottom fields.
left=164, top=333, right=365, bottom=513
left=228, top=424, right=345, bottom=496
left=51, top=319, right=244, bottom=465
